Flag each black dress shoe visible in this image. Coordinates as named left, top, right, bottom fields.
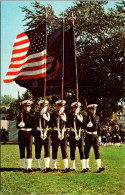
left=71, top=169, right=76, bottom=172
left=86, top=168, right=90, bottom=172
left=64, top=168, right=70, bottom=173
left=27, top=168, right=32, bottom=173
left=44, top=168, right=52, bottom=173
left=53, top=168, right=58, bottom=172
left=81, top=169, right=88, bottom=173
left=36, top=168, right=41, bottom=171
left=97, top=167, right=105, bottom=173
left=21, top=168, right=26, bottom=173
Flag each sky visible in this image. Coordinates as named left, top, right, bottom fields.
left=1, top=1, right=119, bottom=99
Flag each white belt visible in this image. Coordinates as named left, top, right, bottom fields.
left=19, top=128, right=32, bottom=131
left=71, top=128, right=82, bottom=132
left=37, top=127, right=49, bottom=131
left=54, top=127, right=66, bottom=132
left=86, top=131, right=97, bottom=135
left=102, top=136, right=106, bottom=138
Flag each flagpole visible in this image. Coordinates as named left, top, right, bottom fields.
left=62, top=11, right=64, bottom=105
left=72, top=12, right=79, bottom=107
left=72, top=12, right=80, bottom=140
left=60, top=11, right=65, bottom=140
left=42, top=10, right=47, bottom=140
left=44, top=10, right=47, bottom=106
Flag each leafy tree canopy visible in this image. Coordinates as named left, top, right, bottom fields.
left=1, top=95, right=16, bottom=106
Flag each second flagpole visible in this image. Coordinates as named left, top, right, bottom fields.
left=61, top=11, right=65, bottom=105
left=60, top=11, right=65, bottom=140
left=72, top=12, right=79, bottom=107
left=72, top=12, right=80, bottom=140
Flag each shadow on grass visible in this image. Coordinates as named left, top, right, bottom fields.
left=0, top=168, right=42, bottom=172
left=1, top=168, right=105, bottom=174
left=0, top=168, right=66, bottom=173
left=1, top=168, right=22, bottom=172
left=0, top=168, right=45, bottom=172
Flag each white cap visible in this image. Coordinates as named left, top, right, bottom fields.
left=55, top=100, right=66, bottom=105
left=22, top=100, right=33, bottom=106
left=71, top=102, right=82, bottom=107
left=38, top=100, right=49, bottom=106
left=88, top=104, right=98, bottom=110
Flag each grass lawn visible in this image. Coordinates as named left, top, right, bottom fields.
left=1, top=143, right=125, bottom=195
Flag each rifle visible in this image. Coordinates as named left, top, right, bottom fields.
left=18, top=92, right=23, bottom=122
left=85, top=99, right=90, bottom=120
left=85, top=99, right=93, bottom=127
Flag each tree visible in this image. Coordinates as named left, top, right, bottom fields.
left=1, top=95, right=16, bottom=106
left=21, top=2, right=61, bottom=32
left=1, top=95, right=18, bottom=120
left=64, top=1, right=124, bottom=121
left=19, top=1, right=124, bottom=122
left=7, top=100, right=19, bottom=120
left=3, top=91, right=36, bottom=120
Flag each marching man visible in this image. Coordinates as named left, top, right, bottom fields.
left=51, top=100, right=70, bottom=172
left=84, top=103, right=105, bottom=173
left=34, top=100, right=51, bottom=172
left=16, top=99, right=34, bottom=172
left=68, top=102, right=86, bottom=172
left=101, top=126, right=107, bottom=146
left=112, top=124, right=121, bottom=147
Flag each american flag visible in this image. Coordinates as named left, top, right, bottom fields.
left=3, top=22, right=46, bottom=83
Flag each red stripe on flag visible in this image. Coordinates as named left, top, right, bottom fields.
left=13, top=38, right=29, bottom=47
left=6, top=64, right=46, bottom=76
left=16, top=32, right=26, bottom=39
left=9, top=55, right=46, bottom=68
left=11, top=54, right=27, bottom=62
left=12, top=47, right=29, bottom=54
left=3, top=73, right=46, bottom=83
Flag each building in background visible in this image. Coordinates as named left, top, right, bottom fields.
left=0, top=105, right=9, bottom=120
left=116, top=107, right=125, bottom=131
left=0, top=104, right=18, bottom=142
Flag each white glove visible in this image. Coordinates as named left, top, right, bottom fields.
left=76, top=114, right=83, bottom=122
left=40, top=106, right=47, bottom=115
left=87, top=121, right=93, bottom=127
left=60, top=113, right=66, bottom=122
left=99, top=136, right=101, bottom=142
left=75, top=107, right=80, bottom=115
left=59, top=106, right=64, bottom=115
left=43, top=113, right=50, bottom=121
left=18, top=122, right=25, bottom=128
